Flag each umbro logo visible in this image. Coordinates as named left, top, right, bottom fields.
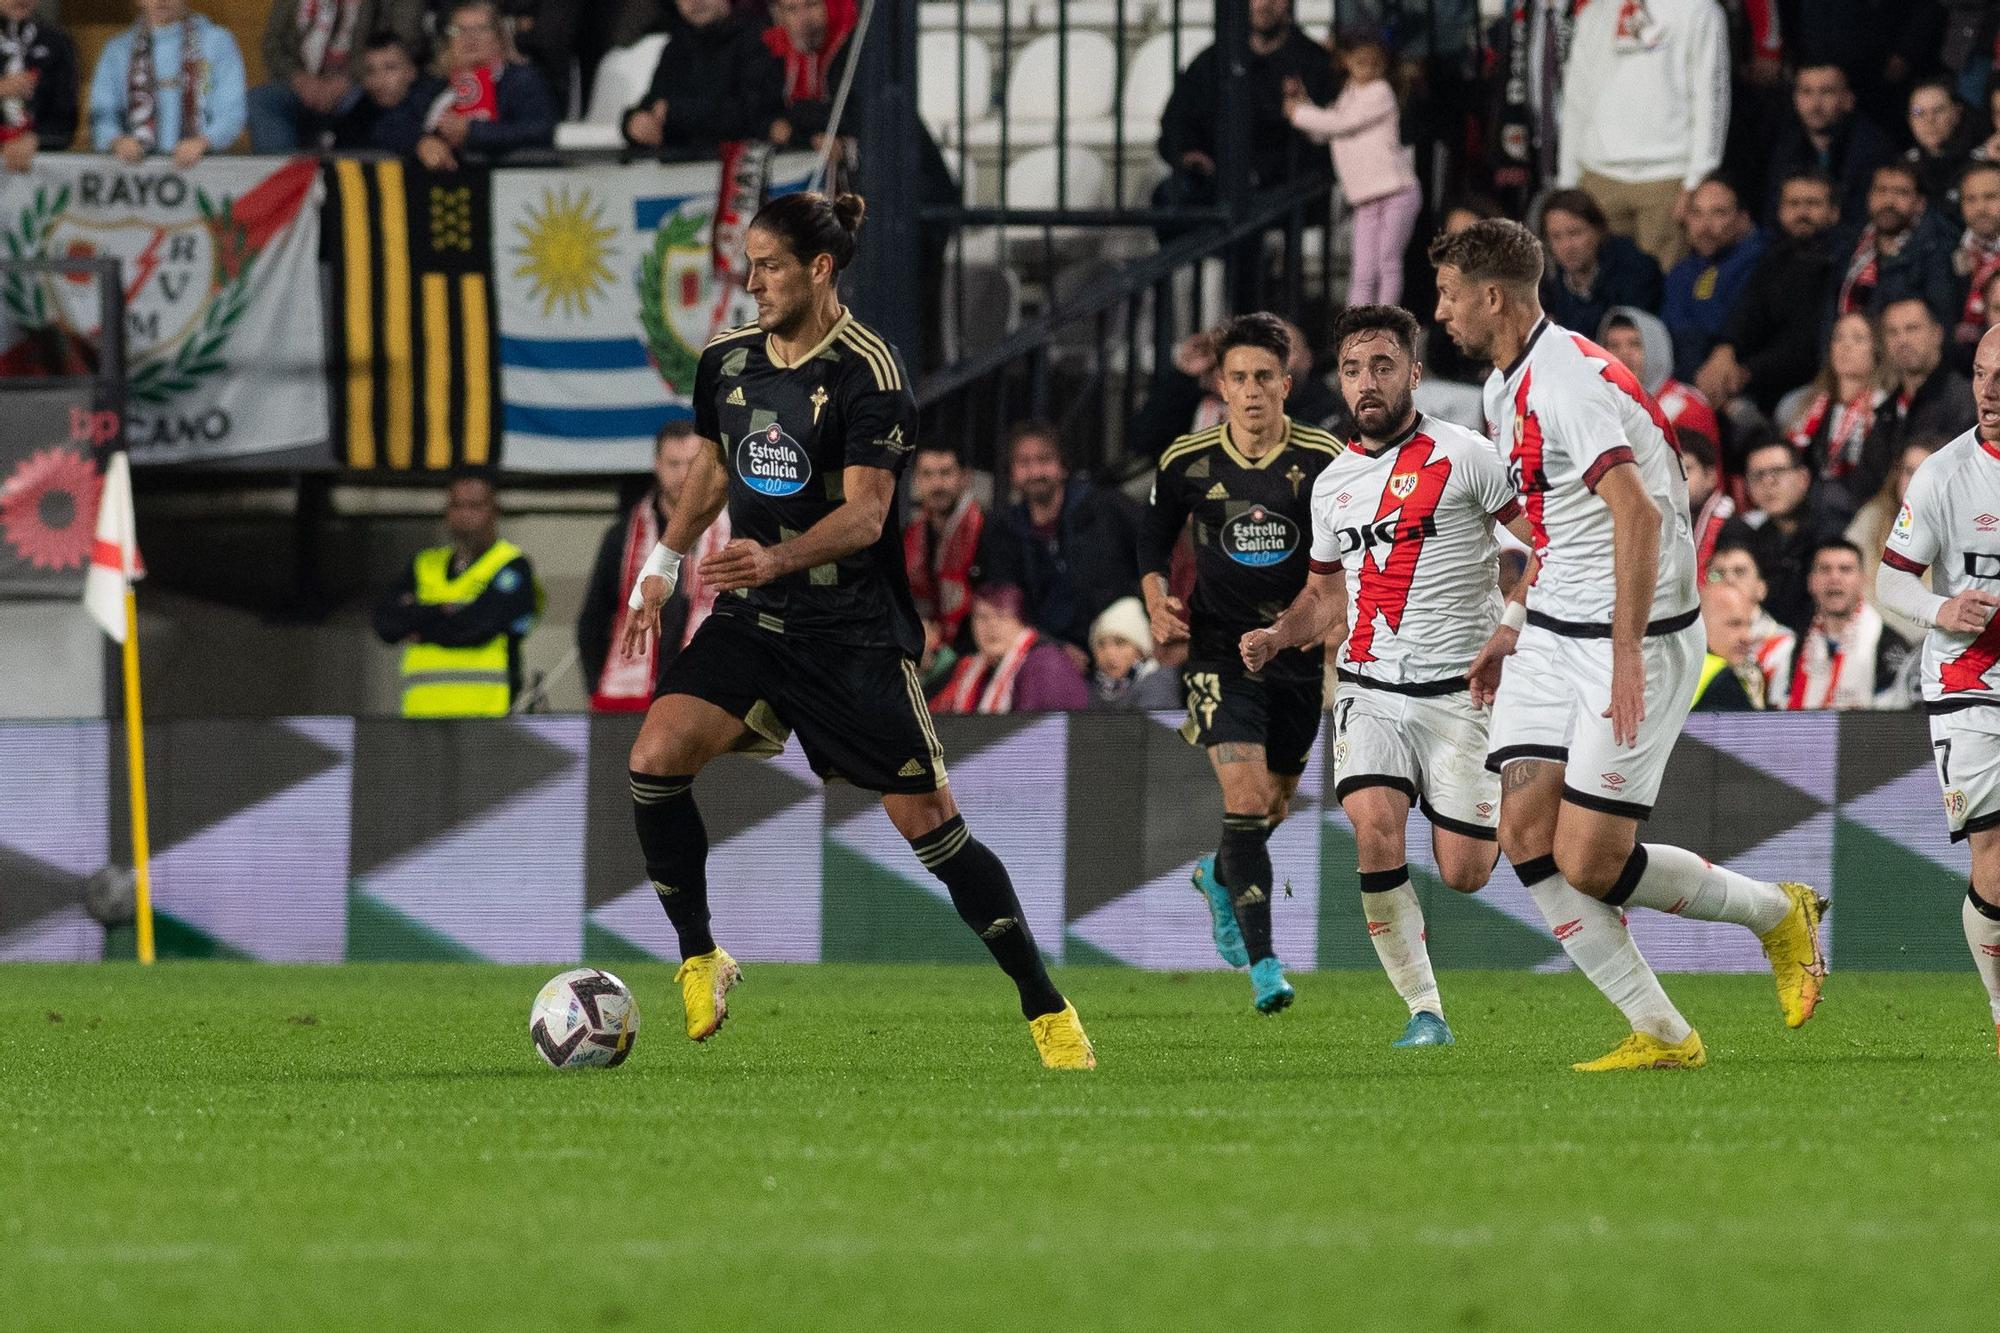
left=1978, top=513, right=1998, bottom=532
left=1336, top=491, right=1352, bottom=505
left=726, top=386, right=746, bottom=405
left=1206, top=482, right=1228, bottom=500
left=1600, top=771, right=1627, bottom=789
left=897, top=758, right=925, bottom=777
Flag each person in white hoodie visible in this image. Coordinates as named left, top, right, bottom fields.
left=1557, top=0, right=1730, bottom=270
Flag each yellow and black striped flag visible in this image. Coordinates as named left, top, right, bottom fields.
left=325, top=161, right=497, bottom=471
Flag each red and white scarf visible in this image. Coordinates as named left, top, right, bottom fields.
left=427, top=62, right=502, bottom=130
left=904, top=495, right=983, bottom=644
left=1752, top=614, right=1796, bottom=706
left=932, top=629, right=1037, bottom=715
left=1693, top=490, right=1734, bottom=582
left=1836, top=227, right=1884, bottom=317
left=1787, top=603, right=1883, bottom=711
left=591, top=498, right=731, bottom=711
left=1790, top=388, right=1880, bottom=479
left=297, top=0, right=362, bottom=76
left=1958, top=229, right=2000, bottom=343
left=126, top=16, right=203, bottom=151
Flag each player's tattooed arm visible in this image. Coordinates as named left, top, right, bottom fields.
left=663, top=436, right=731, bottom=553
left=1243, top=568, right=1344, bottom=672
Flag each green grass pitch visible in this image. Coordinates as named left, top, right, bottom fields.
left=2, top=963, right=1995, bottom=1331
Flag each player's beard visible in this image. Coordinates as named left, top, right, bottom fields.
left=1352, top=388, right=1415, bottom=442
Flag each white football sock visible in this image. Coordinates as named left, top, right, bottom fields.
left=1361, top=872, right=1441, bottom=1019
left=1524, top=867, right=1692, bottom=1044
left=1621, top=844, right=1791, bottom=935
left=1964, top=889, right=2000, bottom=1026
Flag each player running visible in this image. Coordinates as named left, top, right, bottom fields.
left=620, top=191, right=1094, bottom=1070
left=1244, top=305, right=1525, bottom=1048
left=1430, top=220, right=1826, bottom=1071
left=1878, top=322, right=2000, bottom=1055
left=1141, top=312, right=1342, bottom=1013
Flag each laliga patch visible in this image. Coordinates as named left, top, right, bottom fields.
left=737, top=422, right=812, bottom=497
left=1222, top=505, right=1300, bottom=567
left=1893, top=503, right=1913, bottom=537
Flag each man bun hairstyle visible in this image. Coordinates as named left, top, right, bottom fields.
left=750, top=190, right=868, bottom=271
left=1428, top=218, right=1545, bottom=291
left=1333, top=304, right=1421, bottom=358
left=1214, top=311, right=1292, bottom=367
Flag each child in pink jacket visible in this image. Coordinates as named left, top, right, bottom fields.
left=1285, top=37, right=1420, bottom=306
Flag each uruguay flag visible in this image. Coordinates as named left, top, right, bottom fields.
left=492, top=150, right=816, bottom=473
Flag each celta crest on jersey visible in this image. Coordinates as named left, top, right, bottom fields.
left=737, top=421, right=813, bottom=496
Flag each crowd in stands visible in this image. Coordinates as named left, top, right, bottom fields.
left=0, top=0, right=855, bottom=172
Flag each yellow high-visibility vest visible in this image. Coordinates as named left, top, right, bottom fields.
left=400, top=540, right=537, bottom=717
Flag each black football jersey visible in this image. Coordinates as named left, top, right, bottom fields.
left=692, top=311, right=922, bottom=656
left=1140, top=417, right=1343, bottom=680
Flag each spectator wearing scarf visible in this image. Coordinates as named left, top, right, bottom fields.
left=1781, top=310, right=1892, bottom=498
left=89, top=0, right=245, bottom=166
left=248, top=0, right=423, bottom=152
left=763, top=0, right=854, bottom=147
left=1782, top=540, right=1914, bottom=709
left=902, top=443, right=984, bottom=650
left=1950, top=160, right=2000, bottom=372
left=1824, top=162, right=1960, bottom=340
left=578, top=424, right=732, bottom=712
left=415, top=0, right=555, bottom=170
left=930, top=584, right=1087, bottom=716
left=0, top=0, right=77, bottom=174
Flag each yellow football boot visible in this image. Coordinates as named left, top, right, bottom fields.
left=674, top=947, right=740, bottom=1041
left=1571, top=1029, right=1708, bottom=1072
left=1758, top=883, right=1828, bottom=1029
left=1029, top=1002, right=1096, bottom=1070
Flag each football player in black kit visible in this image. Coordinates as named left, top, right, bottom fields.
left=620, top=191, right=1094, bottom=1069
left=1140, top=312, right=1342, bottom=1013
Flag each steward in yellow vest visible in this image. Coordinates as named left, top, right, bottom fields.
left=372, top=473, right=543, bottom=717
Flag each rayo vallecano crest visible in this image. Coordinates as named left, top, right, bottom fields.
left=636, top=143, right=771, bottom=395
left=2, top=181, right=263, bottom=406
left=1388, top=471, right=1419, bottom=499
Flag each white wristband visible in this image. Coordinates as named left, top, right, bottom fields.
left=1501, top=601, right=1527, bottom=633
left=628, top=544, right=684, bottom=611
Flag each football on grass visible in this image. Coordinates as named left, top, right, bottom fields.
left=530, top=968, right=640, bottom=1069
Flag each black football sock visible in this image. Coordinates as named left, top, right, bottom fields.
left=630, top=771, right=715, bottom=960
left=912, top=815, right=1065, bottom=1019
left=1219, top=813, right=1276, bottom=964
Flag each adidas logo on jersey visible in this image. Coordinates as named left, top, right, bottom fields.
left=897, top=759, right=925, bottom=778
left=1205, top=483, right=1228, bottom=501
left=727, top=386, right=746, bottom=405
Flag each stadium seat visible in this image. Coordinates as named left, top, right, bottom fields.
left=1028, top=1, right=1157, bottom=28
left=556, top=33, right=667, bottom=149
left=961, top=30, right=1119, bottom=148
left=918, top=1, right=1039, bottom=33
left=1071, top=27, right=1209, bottom=149
left=917, top=30, right=997, bottom=145
left=937, top=261, right=1023, bottom=362
left=1294, top=0, right=1336, bottom=38
left=955, top=145, right=1111, bottom=261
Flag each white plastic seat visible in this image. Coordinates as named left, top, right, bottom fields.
left=956, top=145, right=1111, bottom=261
left=917, top=30, right=997, bottom=144
left=1070, top=27, right=1208, bottom=148
left=961, top=30, right=1119, bottom=148
left=1029, top=1, right=1154, bottom=28
left=919, top=1, right=1038, bottom=32
left=582, top=33, right=668, bottom=127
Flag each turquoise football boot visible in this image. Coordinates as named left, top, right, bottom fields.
left=1191, top=855, right=1249, bottom=968
left=1250, top=957, right=1294, bottom=1013
left=1392, top=1011, right=1454, bottom=1048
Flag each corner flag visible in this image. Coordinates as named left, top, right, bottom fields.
left=83, top=450, right=143, bottom=641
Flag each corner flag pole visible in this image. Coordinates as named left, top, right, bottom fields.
left=121, top=585, right=154, bottom=964
left=85, top=448, right=153, bottom=963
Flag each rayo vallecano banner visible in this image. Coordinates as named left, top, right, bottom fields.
left=492, top=147, right=816, bottom=473
left=0, top=154, right=327, bottom=464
